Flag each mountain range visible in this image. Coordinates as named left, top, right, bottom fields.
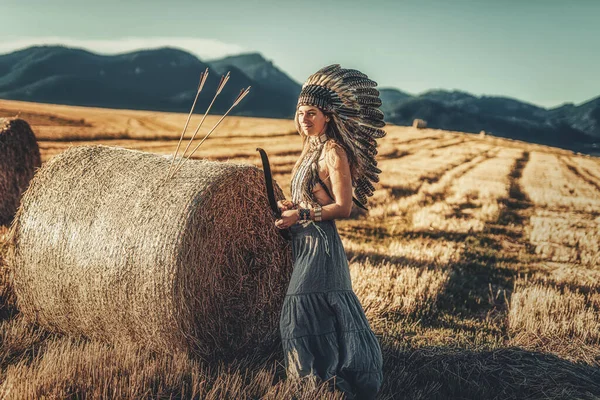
left=0, top=45, right=598, bottom=154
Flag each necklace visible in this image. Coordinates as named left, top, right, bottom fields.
left=308, top=134, right=328, bottom=151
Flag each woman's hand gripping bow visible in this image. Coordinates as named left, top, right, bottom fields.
left=275, top=200, right=299, bottom=229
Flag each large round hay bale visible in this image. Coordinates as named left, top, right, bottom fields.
left=0, top=118, right=41, bottom=226
left=9, top=145, right=291, bottom=359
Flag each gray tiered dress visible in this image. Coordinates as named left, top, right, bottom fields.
left=280, top=217, right=383, bottom=399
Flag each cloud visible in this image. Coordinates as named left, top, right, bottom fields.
left=0, top=36, right=248, bottom=60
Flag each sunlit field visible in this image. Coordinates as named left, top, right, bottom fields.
left=1, top=99, right=599, bottom=399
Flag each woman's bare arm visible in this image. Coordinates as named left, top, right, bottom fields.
left=313, top=144, right=353, bottom=220
left=275, top=144, right=352, bottom=229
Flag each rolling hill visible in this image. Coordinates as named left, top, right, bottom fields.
left=0, top=45, right=599, bottom=154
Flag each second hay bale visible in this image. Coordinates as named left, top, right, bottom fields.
left=0, top=118, right=41, bottom=226
left=412, top=119, right=427, bottom=129
left=9, top=145, right=291, bottom=359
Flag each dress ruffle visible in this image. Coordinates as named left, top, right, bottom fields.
left=280, top=221, right=383, bottom=399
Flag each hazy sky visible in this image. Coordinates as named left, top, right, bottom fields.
left=1, top=0, right=598, bottom=108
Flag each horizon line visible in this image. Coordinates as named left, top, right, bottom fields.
left=0, top=37, right=597, bottom=109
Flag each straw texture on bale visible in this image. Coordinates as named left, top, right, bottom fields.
left=0, top=118, right=41, bottom=226
left=9, top=145, right=291, bottom=359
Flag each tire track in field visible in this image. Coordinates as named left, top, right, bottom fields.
left=390, top=134, right=443, bottom=145
left=405, top=147, right=500, bottom=218
left=560, top=156, right=600, bottom=192
left=387, top=146, right=498, bottom=200
left=134, top=116, right=179, bottom=133
left=371, top=147, right=499, bottom=221
left=429, top=137, right=469, bottom=151
left=414, top=150, right=534, bottom=342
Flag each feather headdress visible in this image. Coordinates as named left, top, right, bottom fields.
left=297, top=64, right=386, bottom=210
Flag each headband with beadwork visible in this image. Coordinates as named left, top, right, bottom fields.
left=297, top=85, right=336, bottom=112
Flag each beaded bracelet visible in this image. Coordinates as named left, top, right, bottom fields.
left=298, top=208, right=310, bottom=221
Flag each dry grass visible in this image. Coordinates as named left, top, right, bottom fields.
left=1, top=99, right=600, bottom=398
left=343, top=236, right=465, bottom=266
left=564, top=155, right=600, bottom=189
left=346, top=237, right=464, bottom=326
left=370, top=147, right=494, bottom=220
left=412, top=148, right=522, bottom=233
left=0, top=335, right=344, bottom=400
left=378, top=139, right=490, bottom=197
left=509, top=277, right=600, bottom=364
left=521, top=152, right=600, bottom=211
left=528, top=209, right=600, bottom=266
left=0, top=99, right=295, bottom=141
left=509, top=150, right=600, bottom=367
left=351, top=259, right=450, bottom=322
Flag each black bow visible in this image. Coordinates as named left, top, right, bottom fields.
left=256, top=148, right=290, bottom=240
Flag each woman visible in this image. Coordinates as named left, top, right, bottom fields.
left=275, top=64, right=386, bottom=399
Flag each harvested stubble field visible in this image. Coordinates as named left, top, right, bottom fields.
left=1, top=99, right=600, bottom=399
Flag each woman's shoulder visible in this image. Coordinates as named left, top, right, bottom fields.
left=324, top=140, right=348, bottom=158
left=323, top=140, right=349, bottom=167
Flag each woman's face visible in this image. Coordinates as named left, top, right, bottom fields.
left=297, top=105, right=328, bottom=137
